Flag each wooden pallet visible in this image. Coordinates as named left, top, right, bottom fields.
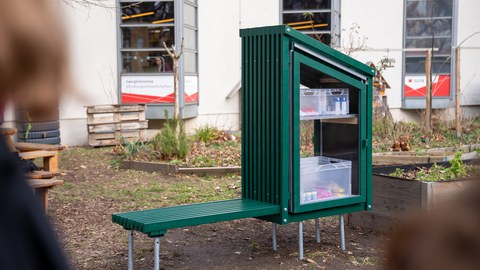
left=86, top=104, right=148, bottom=147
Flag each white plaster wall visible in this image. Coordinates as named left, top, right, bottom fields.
left=340, top=0, right=404, bottom=110
left=59, top=1, right=118, bottom=145
left=189, top=0, right=280, bottom=131
left=456, top=0, right=480, bottom=106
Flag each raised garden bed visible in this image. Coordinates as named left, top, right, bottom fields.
left=372, top=143, right=480, bottom=166
left=121, top=160, right=240, bottom=176
left=117, top=136, right=242, bottom=176
left=348, top=159, right=478, bottom=232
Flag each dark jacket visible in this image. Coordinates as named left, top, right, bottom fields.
left=0, top=136, right=69, bottom=269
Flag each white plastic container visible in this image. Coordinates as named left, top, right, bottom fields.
left=300, top=88, right=349, bottom=117
left=300, top=156, right=352, bottom=204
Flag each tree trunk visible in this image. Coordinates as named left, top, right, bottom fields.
left=425, top=49, right=432, bottom=145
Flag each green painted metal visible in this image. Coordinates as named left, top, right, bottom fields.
left=291, top=52, right=368, bottom=213
left=240, top=30, right=284, bottom=206
left=240, top=25, right=374, bottom=224
left=112, top=199, right=280, bottom=237
left=111, top=25, right=374, bottom=241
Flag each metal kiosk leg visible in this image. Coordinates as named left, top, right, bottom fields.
left=315, top=219, right=321, bottom=244
left=128, top=230, right=134, bottom=270
left=339, top=215, right=346, bottom=251
left=272, top=223, right=277, bottom=251
left=154, top=237, right=161, bottom=270
left=298, top=221, right=304, bottom=260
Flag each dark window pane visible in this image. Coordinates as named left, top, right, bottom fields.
left=406, top=18, right=451, bottom=37
left=405, top=56, right=450, bottom=74
left=405, top=57, right=426, bottom=74
left=283, top=12, right=331, bottom=31
left=432, top=56, right=451, bottom=74
left=283, top=0, right=331, bottom=10
left=406, top=0, right=453, bottom=18
left=405, top=37, right=451, bottom=55
left=121, top=1, right=174, bottom=24
left=122, top=26, right=174, bottom=49
left=122, top=51, right=173, bottom=73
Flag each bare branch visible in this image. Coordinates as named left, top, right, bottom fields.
left=162, top=42, right=175, bottom=58
left=177, top=38, right=184, bottom=58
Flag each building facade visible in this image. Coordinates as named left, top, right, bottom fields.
left=3, top=0, right=479, bottom=146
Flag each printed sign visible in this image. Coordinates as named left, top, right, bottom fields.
left=404, top=75, right=450, bottom=97
left=121, top=75, right=199, bottom=104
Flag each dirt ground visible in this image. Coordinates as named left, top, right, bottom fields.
left=48, top=148, right=386, bottom=269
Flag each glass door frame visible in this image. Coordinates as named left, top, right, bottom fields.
left=290, top=51, right=368, bottom=213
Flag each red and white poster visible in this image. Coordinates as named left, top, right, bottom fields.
left=404, top=75, right=450, bottom=97
left=121, top=75, right=198, bottom=103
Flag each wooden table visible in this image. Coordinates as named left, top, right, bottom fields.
left=27, top=179, right=64, bottom=212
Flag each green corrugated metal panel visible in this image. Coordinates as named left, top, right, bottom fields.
left=112, top=199, right=280, bottom=237
left=241, top=31, right=283, bottom=205
left=241, top=25, right=374, bottom=224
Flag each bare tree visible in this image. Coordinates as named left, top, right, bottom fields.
left=162, top=39, right=184, bottom=121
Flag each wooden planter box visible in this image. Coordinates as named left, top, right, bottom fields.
left=348, top=162, right=477, bottom=232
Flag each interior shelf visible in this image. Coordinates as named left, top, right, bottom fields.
left=300, top=114, right=358, bottom=124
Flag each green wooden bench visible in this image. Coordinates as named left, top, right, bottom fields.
left=112, top=199, right=281, bottom=270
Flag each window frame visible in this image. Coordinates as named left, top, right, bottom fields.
left=116, top=0, right=199, bottom=116
left=279, top=0, right=341, bottom=47
left=402, top=0, right=457, bottom=108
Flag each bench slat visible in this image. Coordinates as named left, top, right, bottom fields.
left=19, top=150, right=57, bottom=160
left=112, top=199, right=280, bottom=237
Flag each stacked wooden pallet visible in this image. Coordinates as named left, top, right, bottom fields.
left=86, top=104, right=148, bottom=147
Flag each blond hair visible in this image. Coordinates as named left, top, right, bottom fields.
left=0, top=0, right=68, bottom=111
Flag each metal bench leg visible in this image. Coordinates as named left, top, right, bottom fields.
left=298, top=221, right=304, bottom=260
left=339, top=215, right=346, bottom=251
left=128, top=230, right=134, bottom=270
left=272, top=223, right=277, bottom=251
left=154, top=237, right=160, bottom=270
left=315, top=218, right=321, bottom=244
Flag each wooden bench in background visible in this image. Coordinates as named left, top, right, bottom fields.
left=2, top=128, right=65, bottom=213
left=19, top=150, right=59, bottom=173
left=27, top=179, right=64, bottom=213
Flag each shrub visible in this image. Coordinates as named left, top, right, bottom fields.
left=151, top=115, right=190, bottom=160
left=194, top=124, right=217, bottom=143
left=121, top=138, right=146, bottom=160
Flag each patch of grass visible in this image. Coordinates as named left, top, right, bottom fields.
left=249, top=241, right=260, bottom=251
left=194, top=124, right=218, bottom=143
left=190, top=156, right=217, bottom=167
left=347, top=255, right=377, bottom=266
left=121, top=139, right=147, bottom=160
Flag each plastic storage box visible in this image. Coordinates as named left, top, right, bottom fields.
left=300, top=88, right=349, bottom=116
left=300, top=156, right=352, bottom=204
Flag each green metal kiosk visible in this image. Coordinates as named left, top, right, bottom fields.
left=240, top=25, right=374, bottom=257
left=112, top=25, right=375, bottom=268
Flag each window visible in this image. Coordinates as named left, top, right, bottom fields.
left=404, top=0, right=453, bottom=75
left=281, top=0, right=340, bottom=46
left=118, top=0, right=199, bottom=109
left=403, top=0, right=454, bottom=103
left=183, top=0, right=198, bottom=75
left=120, top=1, right=175, bottom=74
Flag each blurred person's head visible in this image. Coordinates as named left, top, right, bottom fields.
left=386, top=174, right=480, bottom=270
left=0, top=0, right=68, bottom=113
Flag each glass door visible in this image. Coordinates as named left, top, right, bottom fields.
left=291, top=52, right=367, bottom=213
